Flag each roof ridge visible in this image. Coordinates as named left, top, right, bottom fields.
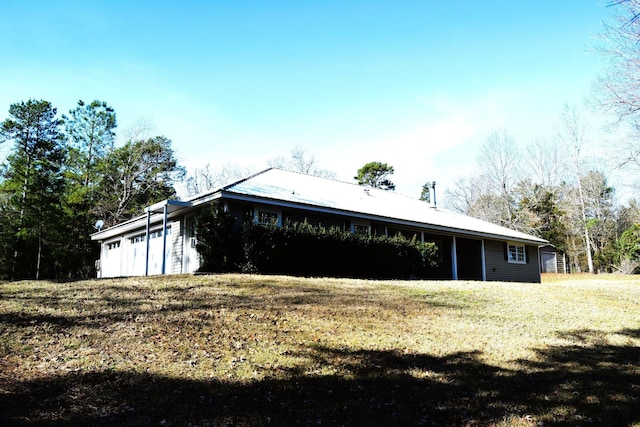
left=267, top=168, right=427, bottom=200
left=221, top=167, right=273, bottom=191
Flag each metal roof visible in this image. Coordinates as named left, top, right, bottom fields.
left=220, top=168, right=547, bottom=244
left=93, top=168, right=547, bottom=245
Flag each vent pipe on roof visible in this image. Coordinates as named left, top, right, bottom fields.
left=429, top=181, right=437, bottom=208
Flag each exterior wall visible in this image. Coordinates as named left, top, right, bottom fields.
left=95, top=199, right=543, bottom=283
left=97, top=223, right=176, bottom=278
left=170, top=219, right=183, bottom=274
left=182, top=215, right=200, bottom=274
left=99, top=238, right=124, bottom=278
left=484, top=239, right=540, bottom=283
left=539, top=246, right=568, bottom=274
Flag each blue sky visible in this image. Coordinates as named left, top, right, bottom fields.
left=0, top=1, right=613, bottom=198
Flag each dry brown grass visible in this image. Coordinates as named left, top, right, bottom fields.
left=1, top=273, right=639, bottom=426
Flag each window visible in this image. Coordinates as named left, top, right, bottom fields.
left=130, top=227, right=171, bottom=243
left=352, top=221, right=371, bottom=235
left=131, top=233, right=145, bottom=244
left=149, top=226, right=171, bottom=239
left=507, top=243, right=526, bottom=264
left=255, top=209, right=280, bottom=226
left=107, top=241, right=120, bottom=250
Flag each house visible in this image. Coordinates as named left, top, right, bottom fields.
left=91, top=168, right=548, bottom=282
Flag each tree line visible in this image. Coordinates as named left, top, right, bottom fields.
left=0, top=99, right=184, bottom=280
left=3, top=2, right=640, bottom=280
left=439, top=108, right=640, bottom=274
left=434, top=0, right=640, bottom=274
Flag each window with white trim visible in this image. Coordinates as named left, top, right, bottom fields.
left=130, top=233, right=146, bottom=244
left=255, top=209, right=281, bottom=226
left=129, top=227, right=172, bottom=244
left=351, top=221, right=371, bottom=235
left=107, top=241, right=120, bottom=250
left=149, top=226, right=171, bottom=239
left=507, top=242, right=526, bottom=264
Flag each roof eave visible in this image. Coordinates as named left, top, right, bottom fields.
left=219, top=191, right=548, bottom=245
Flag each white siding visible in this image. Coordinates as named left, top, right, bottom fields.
left=170, top=220, right=183, bottom=274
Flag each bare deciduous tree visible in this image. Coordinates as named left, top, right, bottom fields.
left=557, top=105, right=595, bottom=273
left=184, top=163, right=255, bottom=197
left=268, top=146, right=336, bottom=179
left=477, top=130, right=522, bottom=228
left=526, top=137, right=568, bottom=188
left=596, top=0, right=640, bottom=186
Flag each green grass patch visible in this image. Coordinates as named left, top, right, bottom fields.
left=1, top=274, right=639, bottom=426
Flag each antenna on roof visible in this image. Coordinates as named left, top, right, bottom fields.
left=94, top=219, right=105, bottom=231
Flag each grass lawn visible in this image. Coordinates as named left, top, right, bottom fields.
left=1, top=273, right=639, bottom=426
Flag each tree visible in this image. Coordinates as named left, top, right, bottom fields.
left=355, top=162, right=395, bottom=190
left=0, top=100, right=65, bottom=279
left=184, top=163, right=254, bottom=197
left=420, top=182, right=432, bottom=203
left=516, top=181, right=567, bottom=249
left=63, top=100, right=116, bottom=189
left=617, top=223, right=640, bottom=272
left=581, top=171, right=617, bottom=272
left=597, top=0, right=640, bottom=125
left=93, top=136, right=185, bottom=226
left=444, top=130, right=523, bottom=230
left=560, top=105, right=596, bottom=273
left=596, top=0, right=640, bottom=187
left=61, top=100, right=117, bottom=278
left=268, top=146, right=336, bottom=179
left=443, top=176, right=485, bottom=214
left=525, top=137, right=568, bottom=188
left=195, top=202, right=238, bottom=272
left=477, top=130, right=522, bottom=228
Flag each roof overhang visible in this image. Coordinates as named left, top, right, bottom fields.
left=145, top=199, right=191, bottom=214
left=219, top=191, right=548, bottom=246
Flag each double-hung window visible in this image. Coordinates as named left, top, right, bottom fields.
left=507, top=242, right=526, bottom=264
left=255, top=209, right=281, bottom=226
left=351, top=221, right=371, bottom=235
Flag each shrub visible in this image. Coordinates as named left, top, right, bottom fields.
left=195, top=207, right=440, bottom=278
left=194, top=203, right=239, bottom=272
left=240, top=220, right=439, bottom=279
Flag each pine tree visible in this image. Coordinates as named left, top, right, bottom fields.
left=61, top=100, right=117, bottom=278
left=0, top=100, right=65, bottom=279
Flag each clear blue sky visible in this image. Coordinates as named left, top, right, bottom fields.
left=0, top=1, right=613, bottom=198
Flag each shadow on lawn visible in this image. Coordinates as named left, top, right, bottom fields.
left=1, top=330, right=639, bottom=427
left=0, top=281, right=460, bottom=335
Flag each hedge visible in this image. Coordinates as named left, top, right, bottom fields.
left=195, top=204, right=440, bottom=279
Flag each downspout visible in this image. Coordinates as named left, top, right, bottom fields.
left=145, top=210, right=151, bottom=276
left=451, top=236, right=458, bottom=280
left=481, top=240, right=486, bottom=281
left=98, top=242, right=103, bottom=279
left=161, top=204, right=168, bottom=275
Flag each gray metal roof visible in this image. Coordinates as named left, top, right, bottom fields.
left=219, top=168, right=547, bottom=245
left=93, top=168, right=547, bottom=245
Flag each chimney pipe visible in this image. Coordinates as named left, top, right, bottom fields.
left=429, top=181, right=437, bottom=208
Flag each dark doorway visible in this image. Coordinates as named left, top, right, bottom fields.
left=424, top=233, right=453, bottom=279
left=456, top=238, right=483, bottom=280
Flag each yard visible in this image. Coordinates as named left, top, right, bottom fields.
left=1, top=273, right=639, bottom=426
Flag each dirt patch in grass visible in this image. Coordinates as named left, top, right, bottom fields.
left=1, top=274, right=639, bottom=426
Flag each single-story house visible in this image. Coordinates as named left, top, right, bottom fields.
left=91, top=168, right=548, bottom=282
